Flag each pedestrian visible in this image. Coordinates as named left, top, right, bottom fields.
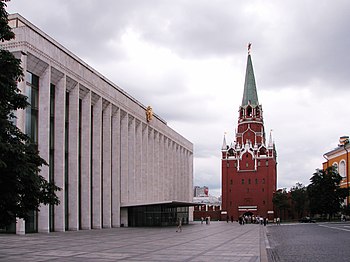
left=176, top=218, right=182, bottom=232
left=226, top=215, right=229, bottom=223
left=263, top=217, right=267, bottom=226
left=231, top=216, right=234, bottom=223
left=276, top=217, right=280, bottom=225
left=201, top=217, right=204, bottom=224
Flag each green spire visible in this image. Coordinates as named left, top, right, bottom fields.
left=241, top=53, right=259, bottom=106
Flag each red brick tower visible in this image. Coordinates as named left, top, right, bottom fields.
left=221, top=45, right=277, bottom=221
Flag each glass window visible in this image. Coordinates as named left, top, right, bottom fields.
left=26, top=71, right=32, bottom=83
left=339, top=161, right=346, bottom=178
left=25, top=71, right=39, bottom=143
left=24, top=71, right=40, bottom=232
left=128, top=205, right=189, bottom=227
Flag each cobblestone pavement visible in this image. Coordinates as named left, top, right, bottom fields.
left=266, top=222, right=350, bottom=262
left=0, top=221, right=268, bottom=261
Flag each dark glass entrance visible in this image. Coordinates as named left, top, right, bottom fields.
left=128, top=205, right=189, bottom=227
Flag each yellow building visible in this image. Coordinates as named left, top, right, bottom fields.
left=323, top=136, right=350, bottom=206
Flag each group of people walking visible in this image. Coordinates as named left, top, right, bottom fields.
left=200, top=216, right=211, bottom=225
left=238, top=215, right=268, bottom=225
left=226, top=214, right=281, bottom=226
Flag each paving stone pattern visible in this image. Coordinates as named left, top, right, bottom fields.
left=0, top=222, right=268, bottom=261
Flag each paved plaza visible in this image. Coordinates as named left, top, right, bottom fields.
left=0, top=221, right=268, bottom=261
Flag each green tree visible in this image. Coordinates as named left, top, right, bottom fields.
left=341, top=204, right=350, bottom=217
left=273, top=188, right=290, bottom=220
left=307, top=166, right=349, bottom=220
left=290, top=182, right=308, bottom=219
left=0, top=0, right=60, bottom=227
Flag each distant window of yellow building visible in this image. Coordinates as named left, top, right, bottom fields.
left=339, top=160, right=346, bottom=178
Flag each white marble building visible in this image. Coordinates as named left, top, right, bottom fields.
left=2, top=14, right=193, bottom=233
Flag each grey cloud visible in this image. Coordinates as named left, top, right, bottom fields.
left=256, top=2, right=350, bottom=91
left=137, top=3, right=248, bottom=58
left=6, top=0, right=350, bottom=195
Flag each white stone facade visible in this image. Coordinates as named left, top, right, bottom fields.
left=2, top=14, right=193, bottom=233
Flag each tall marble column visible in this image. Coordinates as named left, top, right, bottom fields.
left=164, top=137, right=169, bottom=201
left=141, top=123, right=148, bottom=201
left=111, top=107, right=120, bottom=227
left=80, top=91, right=91, bottom=230
left=68, top=83, right=79, bottom=231
left=16, top=51, right=27, bottom=235
left=54, top=74, right=66, bottom=232
left=147, top=128, right=154, bottom=201
left=135, top=120, right=142, bottom=201
left=16, top=52, right=27, bottom=133
left=189, top=151, right=194, bottom=201
left=169, top=141, right=175, bottom=199
left=153, top=131, right=159, bottom=201
left=180, top=148, right=186, bottom=201
left=128, top=116, right=135, bottom=202
left=92, top=97, right=102, bottom=229
left=120, top=111, right=128, bottom=204
left=158, top=134, right=164, bottom=201
left=37, top=64, right=51, bottom=233
left=102, top=103, right=112, bottom=228
left=175, top=144, right=179, bottom=200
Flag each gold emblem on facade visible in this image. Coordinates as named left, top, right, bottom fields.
left=146, top=106, right=153, bottom=122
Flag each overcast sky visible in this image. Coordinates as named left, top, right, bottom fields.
left=6, top=0, right=350, bottom=197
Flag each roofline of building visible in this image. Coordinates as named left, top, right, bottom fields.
left=324, top=143, right=350, bottom=157
left=7, top=13, right=168, bottom=125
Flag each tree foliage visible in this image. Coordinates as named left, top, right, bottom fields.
left=0, top=0, right=60, bottom=227
left=290, top=182, right=308, bottom=218
left=307, top=166, right=349, bottom=219
left=272, top=188, right=290, bottom=218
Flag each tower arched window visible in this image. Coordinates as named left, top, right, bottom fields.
left=259, top=147, right=267, bottom=156
left=339, top=160, right=346, bottom=178
left=246, top=106, right=252, bottom=117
